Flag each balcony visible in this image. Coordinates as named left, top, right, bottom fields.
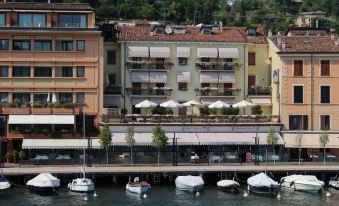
left=248, top=86, right=272, bottom=96
left=104, top=85, right=122, bottom=95
left=126, top=60, right=173, bottom=70
left=8, top=132, right=81, bottom=139
left=1, top=103, right=80, bottom=115
left=195, top=62, right=239, bottom=71
left=195, top=88, right=240, bottom=97
left=126, top=87, right=172, bottom=96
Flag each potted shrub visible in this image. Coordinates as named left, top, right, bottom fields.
left=6, top=152, right=13, bottom=163
left=32, top=102, right=51, bottom=114
left=251, top=105, right=263, bottom=115
left=18, top=150, right=26, bottom=161
left=13, top=150, right=18, bottom=163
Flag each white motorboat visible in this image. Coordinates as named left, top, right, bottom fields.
left=126, top=177, right=151, bottom=194
left=247, top=172, right=280, bottom=197
left=26, top=173, right=60, bottom=193
left=329, top=176, right=339, bottom=190
left=280, top=175, right=324, bottom=193
left=175, top=175, right=204, bottom=192
left=217, top=179, right=240, bottom=193
left=0, top=171, right=11, bottom=194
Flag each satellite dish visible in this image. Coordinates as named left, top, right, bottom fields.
left=165, top=26, right=173, bottom=34
left=227, top=0, right=233, bottom=6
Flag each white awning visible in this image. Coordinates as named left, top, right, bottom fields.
left=131, top=98, right=167, bottom=105
left=197, top=48, right=218, bottom=58
left=8, top=115, right=74, bottom=124
left=22, top=138, right=101, bottom=149
left=200, top=72, right=219, bottom=83
left=149, top=71, right=167, bottom=83
left=177, top=47, right=190, bottom=57
left=218, top=72, right=235, bottom=83
left=251, top=98, right=272, bottom=106
left=128, top=47, right=149, bottom=58
left=149, top=47, right=170, bottom=58
left=196, top=133, right=284, bottom=145
left=284, top=132, right=339, bottom=148
left=177, top=71, right=191, bottom=82
left=218, top=48, right=239, bottom=58
left=131, top=71, right=149, bottom=82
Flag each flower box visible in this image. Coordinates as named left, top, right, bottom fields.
left=31, top=108, right=52, bottom=114
left=2, top=107, right=30, bottom=114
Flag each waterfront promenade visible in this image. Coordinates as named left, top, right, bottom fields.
left=2, top=164, right=339, bottom=175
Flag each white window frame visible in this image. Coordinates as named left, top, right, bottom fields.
left=319, top=114, right=331, bottom=130
left=293, top=59, right=304, bottom=77
left=319, top=59, right=331, bottom=77
left=292, top=84, right=304, bottom=104
left=319, top=84, right=331, bottom=104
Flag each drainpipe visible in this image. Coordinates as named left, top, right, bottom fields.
left=243, top=45, right=246, bottom=114
left=123, top=43, right=126, bottom=113
left=310, top=53, right=314, bottom=131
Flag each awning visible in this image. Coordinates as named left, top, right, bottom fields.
left=8, top=115, right=74, bottom=124
left=128, top=47, right=149, bottom=58
left=196, top=133, right=284, bottom=145
left=149, top=47, right=170, bottom=58
left=218, top=72, right=235, bottom=83
left=200, top=97, right=235, bottom=105
left=177, top=47, right=190, bottom=58
left=218, top=48, right=239, bottom=58
left=251, top=98, right=272, bottom=106
left=197, top=48, right=218, bottom=58
left=284, top=132, right=339, bottom=148
left=177, top=71, right=191, bottom=83
left=200, top=72, right=219, bottom=83
left=22, top=138, right=101, bottom=149
left=149, top=71, right=167, bottom=83
left=131, top=98, right=167, bottom=105
left=131, top=71, right=149, bottom=82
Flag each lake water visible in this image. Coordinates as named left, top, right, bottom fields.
left=1, top=184, right=339, bottom=206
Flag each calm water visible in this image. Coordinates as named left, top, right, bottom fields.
left=1, top=185, right=339, bottom=206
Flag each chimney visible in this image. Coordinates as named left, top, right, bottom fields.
left=219, top=21, right=223, bottom=31
left=316, top=19, right=319, bottom=28
left=335, top=39, right=339, bottom=47
left=277, top=36, right=282, bottom=48
left=331, top=33, right=335, bottom=40
left=282, top=42, right=286, bottom=50
left=268, top=29, right=272, bottom=37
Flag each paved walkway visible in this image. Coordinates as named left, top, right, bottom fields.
left=2, top=164, right=339, bottom=175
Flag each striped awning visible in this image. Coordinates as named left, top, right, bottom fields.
left=218, top=72, right=235, bottom=83
left=149, top=47, right=170, bottom=58
left=200, top=72, right=219, bottom=83
left=149, top=71, right=167, bottom=83
left=131, top=71, right=149, bottom=82
left=251, top=98, right=272, bottom=106
left=196, top=133, right=284, bottom=145
left=197, top=48, right=218, bottom=58
left=218, top=48, right=239, bottom=58
left=284, top=132, right=339, bottom=148
left=128, top=47, right=149, bottom=58
left=177, top=47, right=190, bottom=58
left=22, top=138, right=101, bottom=149
left=177, top=71, right=190, bottom=83
left=200, top=97, right=235, bottom=105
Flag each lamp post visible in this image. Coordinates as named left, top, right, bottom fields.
left=0, top=136, right=3, bottom=168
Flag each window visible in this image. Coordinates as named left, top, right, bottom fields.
left=0, top=92, right=8, bottom=103
left=12, top=66, right=30, bottom=77
left=178, top=101, right=187, bottom=115
left=294, top=60, right=303, bottom=76
left=13, top=40, right=30, bottom=50
left=320, top=85, right=330, bottom=104
left=19, top=14, right=45, bottom=27
left=34, top=67, right=52, bottom=77
left=289, top=115, right=308, bottom=130
left=0, top=40, right=8, bottom=50
left=76, top=66, right=85, bottom=77
left=178, top=82, right=187, bottom=91
left=293, top=85, right=303, bottom=103
left=178, top=57, right=188, bottom=65
left=202, top=28, right=211, bottom=35
left=58, top=93, right=73, bottom=103
left=320, top=60, right=330, bottom=76
left=59, top=14, right=87, bottom=28
left=155, top=58, right=165, bottom=69
left=0, top=66, right=8, bottom=77
left=320, top=115, right=330, bottom=130
left=34, top=94, right=48, bottom=103
left=76, top=40, right=85, bottom=51
left=107, top=51, right=116, bottom=64
left=248, top=52, right=255, bottom=65
left=0, top=13, right=5, bottom=26
left=13, top=93, right=30, bottom=105
left=56, top=40, right=73, bottom=51
left=34, top=40, right=52, bottom=51
left=108, top=73, right=116, bottom=85
left=76, top=92, right=85, bottom=103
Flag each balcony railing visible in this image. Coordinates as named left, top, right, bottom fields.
left=195, top=88, right=240, bottom=97
left=1, top=103, right=80, bottom=115
left=126, top=61, right=173, bottom=70
left=195, top=62, right=240, bottom=71
left=126, top=88, right=172, bottom=96
left=248, top=86, right=272, bottom=96
left=104, top=85, right=122, bottom=95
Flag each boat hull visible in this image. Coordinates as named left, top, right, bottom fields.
left=175, top=180, right=204, bottom=193
left=217, top=185, right=240, bottom=194
left=329, top=180, right=339, bottom=190
left=249, top=186, right=280, bottom=197
left=68, top=184, right=95, bottom=193
left=281, top=181, right=322, bottom=193
left=27, top=185, right=59, bottom=194
left=126, top=184, right=151, bottom=194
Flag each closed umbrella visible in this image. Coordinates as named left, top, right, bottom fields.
left=182, top=100, right=201, bottom=115
left=52, top=93, right=57, bottom=103
left=46, top=92, right=50, bottom=103
left=160, top=100, right=182, bottom=108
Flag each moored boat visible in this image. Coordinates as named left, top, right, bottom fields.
left=175, top=175, right=204, bottom=193
left=0, top=171, right=11, bottom=195
left=126, top=177, right=151, bottom=194
left=247, top=172, right=280, bottom=197
left=329, top=176, right=339, bottom=190
left=280, top=174, right=324, bottom=193
left=68, top=177, right=95, bottom=193
left=217, top=179, right=240, bottom=193
left=26, top=173, right=60, bottom=194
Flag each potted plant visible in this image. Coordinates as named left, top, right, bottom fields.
left=18, top=150, right=26, bottom=161
left=6, top=152, right=13, bottom=163
left=13, top=150, right=18, bottom=163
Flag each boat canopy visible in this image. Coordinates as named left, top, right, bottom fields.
left=26, top=173, right=60, bottom=188
left=247, top=172, right=279, bottom=187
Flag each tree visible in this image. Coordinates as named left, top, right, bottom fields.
left=152, top=124, right=168, bottom=166
left=295, top=131, right=304, bottom=166
left=125, top=125, right=136, bottom=165
left=99, top=125, right=112, bottom=166
left=319, top=131, right=330, bottom=165
left=266, top=127, right=279, bottom=165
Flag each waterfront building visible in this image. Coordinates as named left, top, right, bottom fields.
left=269, top=27, right=339, bottom=161
left=0, top=2, right=103, bottom=154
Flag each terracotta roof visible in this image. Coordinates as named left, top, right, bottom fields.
left=0, top=3, right=93, bottom=11
left=270, top=36, right=339, bottom=53
left=118, top=25, right=267, bottom=43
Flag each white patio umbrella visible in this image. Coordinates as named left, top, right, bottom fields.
left=208, top=100, right=230, bottom=109
left=135, top=100, right=158, bottom=115
left=52, top=93, right=57, bottom=103
left=160, top=100, right=182, bottom=108
left=182, top=100, right=201, bottom=115
left=232, top=100, right=255, bottom=108
left=46, top=92, right=50, bottom=102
